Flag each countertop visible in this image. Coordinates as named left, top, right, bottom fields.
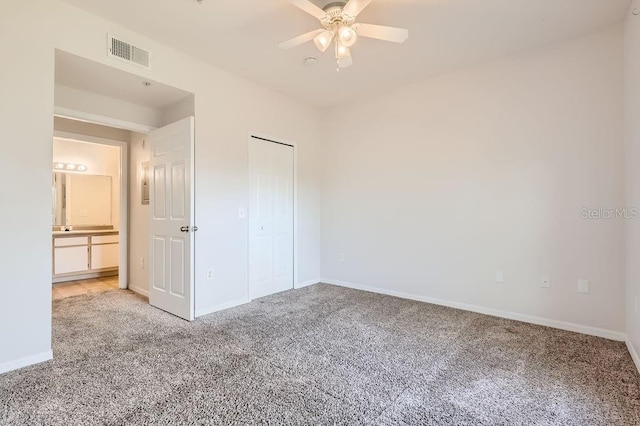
left=52, top=230, right=118, bottom=237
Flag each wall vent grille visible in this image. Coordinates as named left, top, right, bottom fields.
left=107, top=34, right=151, bottom=69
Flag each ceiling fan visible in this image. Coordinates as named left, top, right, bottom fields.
left=278, top=0, right=409, bottom=70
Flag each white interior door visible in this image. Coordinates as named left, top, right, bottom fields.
left=149, top=117, right=195, bottom=321
left=249, top=137, right=294, bottom=300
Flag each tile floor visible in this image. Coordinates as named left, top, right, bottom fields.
left=52, top=276, right=119, bottom=300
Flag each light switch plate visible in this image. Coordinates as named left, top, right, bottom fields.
left=577, top=279, right=589, bottom=294
left=496, top=271, right=504, bottom=283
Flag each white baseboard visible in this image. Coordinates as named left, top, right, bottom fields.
left=195, top=298, right=249, bottom=318
left=295, top=279, right=321, bottom=289
left=626, top=339, right=640, bottom=373
left=0, top=350, right=53, bottom=375
left=53, top=269, right=118, bottom=284
left=323, top=279, right=626, bottom=342
left=128, top=285, right=149, bottom=298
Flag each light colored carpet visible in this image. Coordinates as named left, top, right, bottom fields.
left=1, top=284, right=639, bottom=425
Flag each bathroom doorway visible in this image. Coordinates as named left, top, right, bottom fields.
left=51, top=122, right=129, bottom=297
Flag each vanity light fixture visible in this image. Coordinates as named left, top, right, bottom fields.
left=53, top=162, right=88, bottom=173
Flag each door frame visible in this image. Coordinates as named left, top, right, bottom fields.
left=54, top=129, right=130, bottom=290
left=247, top=132, right=300, bottom=299
left=54, top=107, right=156, bottom=134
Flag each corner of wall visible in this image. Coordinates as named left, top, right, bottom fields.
left=0, top=350, right=53, bottom=376
left=626, top=339, right=640, bottom=372
left=625, top=0, right=640, bottom=372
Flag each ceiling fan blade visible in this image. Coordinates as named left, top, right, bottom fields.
left=289, top=0, right=327, bottom=20
left=343, top=0, right=373, bottom=18
left=278, top=29, right=324, bottom=50
left=353, top=23, right=409, bottom=43
left=338, top=55, right=353, bottom=69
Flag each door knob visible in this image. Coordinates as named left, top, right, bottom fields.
left=180, top=226, right=189, bottom=232
left=261, top=226, right=265, bottom=230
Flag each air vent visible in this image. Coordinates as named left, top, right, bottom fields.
left=107, top=34, right=151, bottom=69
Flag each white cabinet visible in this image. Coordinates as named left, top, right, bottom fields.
left=54, top=246, right=89, bottom=274
left=91, top=243, right=119, bottom=269
left=53, top=232, right=119, bottom=282
left=92, top=235, right=119, bottom=245
left=55, top=236, right=89, bottom=247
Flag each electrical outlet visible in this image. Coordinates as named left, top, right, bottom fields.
left=339, top=253, right=345, bottom=262
left=140, top=258, right=145, bottom=269
left=496, top=271, right=504, bottom=283
left=540, top=275, right=550, bottom=288
left=577, top=279, right=589, bottom=294
left=207, top=270, right=214, bottom=280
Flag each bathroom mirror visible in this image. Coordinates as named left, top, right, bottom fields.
left=53, top=172, right=112, bottom=226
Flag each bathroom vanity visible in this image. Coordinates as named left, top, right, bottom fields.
left=52, top=167, right=119, bottom=284
left=52, top=230, right=119, bottom=283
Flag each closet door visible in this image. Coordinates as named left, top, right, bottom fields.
left=248, top=137, right=294, bottom=300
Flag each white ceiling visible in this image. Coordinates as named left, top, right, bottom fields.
left=55, top=50, right=192, bottom=109
left=59, top=0, right=631, bottom=108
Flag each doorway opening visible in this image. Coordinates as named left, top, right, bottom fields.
left=52, top=123, right=128, bottom=299
left=52, top=49, right=196, bottom=321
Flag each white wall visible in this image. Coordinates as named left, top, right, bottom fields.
left=53, top=138, right=120, bottom=228
left=161, top=95, right=195, bottom=127
left=55, top=85, right=162, bottom=129
left=321, top=26, right=626, bottom=337
left=625, top=1, right=640, bottom=366
left=128, top=132, right=150, bottom=297
left=0, top=0, right=322, bottom=372
left=0, top=3, right=54, bottom=372
left=54, top=116, right=131, bottom=142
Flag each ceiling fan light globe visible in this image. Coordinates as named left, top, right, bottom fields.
left=337, top=55, right=353, bottom=69
left=336, top=44, right=351, bottom=59
left=338, top=25, right=357, bottom=47
left=313, top=30, right=334, bottom=52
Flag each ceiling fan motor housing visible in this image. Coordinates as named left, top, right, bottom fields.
left=322, top=1, right=348, bottom=12
left=321, top=1, right=356, bottom=28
